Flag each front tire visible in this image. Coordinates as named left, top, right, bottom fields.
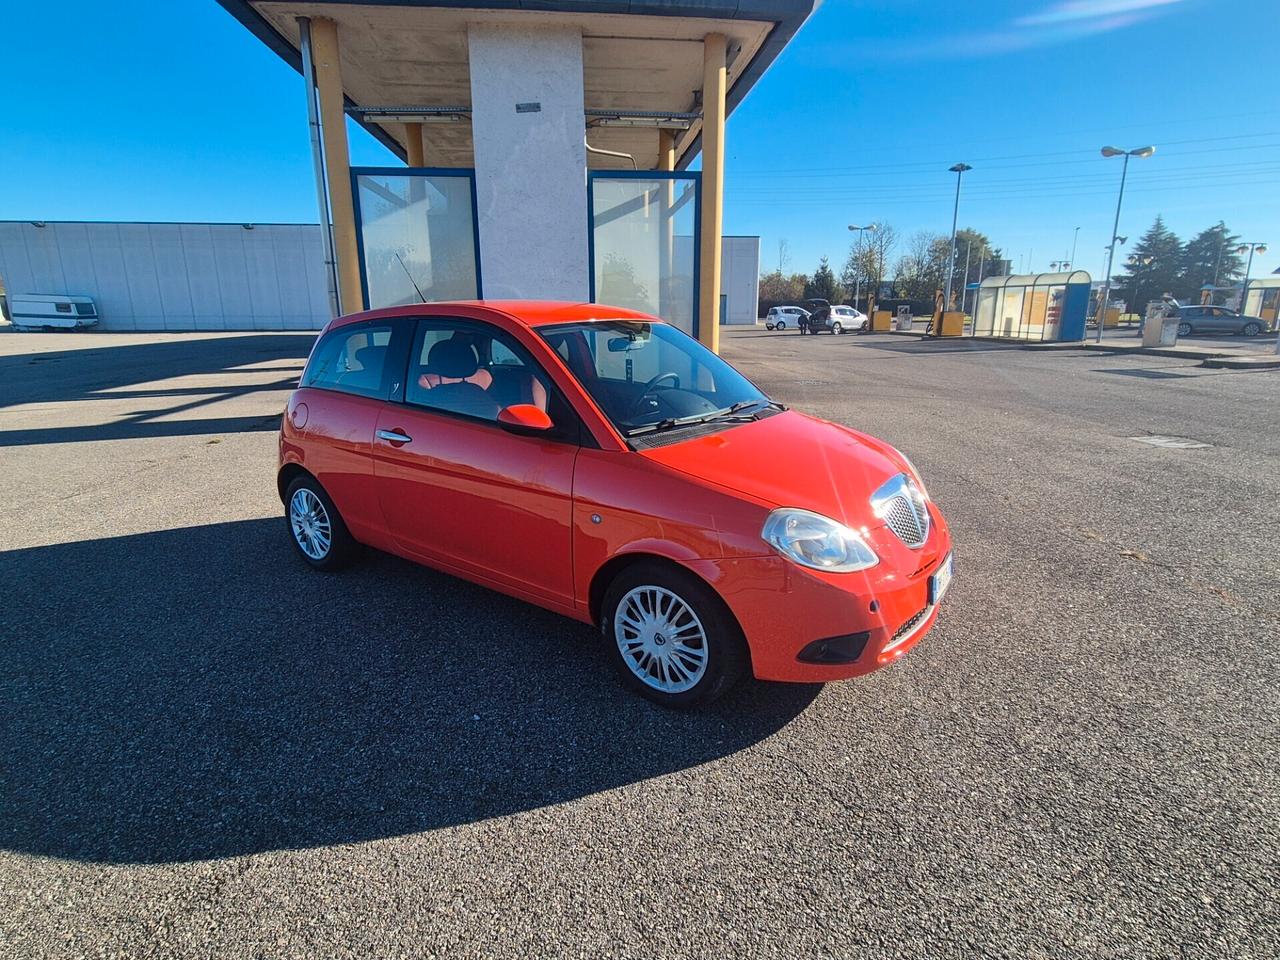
left=602, top=562, right=747, bottom=709
left=1243, top=321, right=1261, bottom=337
left=285, top=475, right=358, bottom=570
left=776, top=320, right=786, bottom=330
left=1177, top=322, right=1192, bottom=336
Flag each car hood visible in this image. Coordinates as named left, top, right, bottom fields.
left=638, top=411, right=909, bottom=529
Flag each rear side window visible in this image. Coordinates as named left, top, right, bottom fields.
left=303, top=323, right=396, bottom=399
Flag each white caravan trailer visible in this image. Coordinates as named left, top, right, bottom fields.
left=8, top=294, right=99, bottom=330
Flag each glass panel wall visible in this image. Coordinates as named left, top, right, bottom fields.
left=352, top=170, right=480, bottom=309
left=589, top=173, right=700, bottom=336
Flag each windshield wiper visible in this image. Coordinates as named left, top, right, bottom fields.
left=623, top=399, right=784, bottom=437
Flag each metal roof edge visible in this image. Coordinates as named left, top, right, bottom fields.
left=214, top=0, right=820, bottom=165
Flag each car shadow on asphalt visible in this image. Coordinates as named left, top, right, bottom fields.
left=0, top=518, right=819, bottom=865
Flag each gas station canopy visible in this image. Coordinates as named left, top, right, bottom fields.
left=217, top=0, right=817, bottom=168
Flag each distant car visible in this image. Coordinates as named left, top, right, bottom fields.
left=800, top=299, right=858, bottom=335
left=830, top=305, right=869, bottom=334
left=764, top=305, right=809, bottom=331
left=1173, top=305, right=1269, bottom=337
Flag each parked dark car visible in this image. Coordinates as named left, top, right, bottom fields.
left=1173, top=305, right=1269, bottom=337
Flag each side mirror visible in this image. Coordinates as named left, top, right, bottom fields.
left=497, top=404, right=554, bottom=435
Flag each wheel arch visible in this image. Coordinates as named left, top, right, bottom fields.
left=277, top=462, right=317, bottom=504
left=587, top=552, right=751, bottom=668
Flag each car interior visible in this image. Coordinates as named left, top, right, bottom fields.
left=407, top=327, right=550, bottom=420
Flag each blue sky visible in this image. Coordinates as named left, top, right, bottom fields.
left=1, top=0, right=1276, bottom=283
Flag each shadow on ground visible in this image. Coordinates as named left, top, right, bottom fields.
left=0, top=519, right=818, bottom=865
left=0, top=334, right=315, bottom=446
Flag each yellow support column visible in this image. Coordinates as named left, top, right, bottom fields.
left=404, top=122, right=426, bottom=167
left=311, top=18, right=364, bottom=315
left=698, top=33, right=726, bottom=354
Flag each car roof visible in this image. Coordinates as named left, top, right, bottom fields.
left=326, top=300, right=659, bottom=331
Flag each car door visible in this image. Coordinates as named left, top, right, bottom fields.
left=371, top=317, right=579, bottom=608
left=294, top=318, right=409, bottom=541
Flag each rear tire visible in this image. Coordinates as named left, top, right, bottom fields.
left=1243, top=321, right=1261, bottom=337
left=1177, top=322, right=1192, bottom=336
left=832, top=321, right=844, bottom=335
left=601, top=562, right=747, bottom=709
left=285, top=475, right=359, bottom=571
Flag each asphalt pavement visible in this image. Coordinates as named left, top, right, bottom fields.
left=1, top=327, right=1276, bottom=959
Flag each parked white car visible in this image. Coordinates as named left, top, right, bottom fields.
left=764, top=305, right=810, bottom=330
left=830, top=304, right=868, bottom=333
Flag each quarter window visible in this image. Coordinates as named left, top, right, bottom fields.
left=302, top=323, right=396, bottom=399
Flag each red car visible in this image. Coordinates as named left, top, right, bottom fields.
left=278, top=301, right=952, bottom=707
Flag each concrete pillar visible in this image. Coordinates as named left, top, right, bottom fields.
left=468, top=23, right=589, bottom=300
left=698, top=34, right=727, bottom=353
left=404, top=122, right=426, bottom=167
left=311, top=18, right=364, bottom=314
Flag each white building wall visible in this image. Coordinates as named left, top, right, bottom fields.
left=721, top=236, right=761, bottom=324
left=467, top=23, right=589, bottom=301
left=0, top=221, right=330, bottom=331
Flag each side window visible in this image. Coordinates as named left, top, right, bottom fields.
left=302, top=323, right=396, bottom=399
left=405, top=320, right=572, bottom=436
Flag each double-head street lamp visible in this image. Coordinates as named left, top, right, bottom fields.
left=1095, top=145, right=1155, bottom=342
left=1231, top=241, right=1277, bottom=354
left=847, top=223, right=879, bottom=310
left=939, top=163, right=972, bottom=336
left=1050, top=260, right=1072, bottom=271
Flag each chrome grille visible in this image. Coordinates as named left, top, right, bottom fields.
left=885, top=605, right=929, bottom=652
left=871, top=473, right=930, bottom=548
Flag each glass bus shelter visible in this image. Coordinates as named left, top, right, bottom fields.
left=972, top=271, right=1091, bottom=342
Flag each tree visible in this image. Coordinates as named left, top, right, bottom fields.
left=776, top=238, right=791, bottom=274
left=1179, top=222, right=1243, bottom=297
left=804, top=257, right=842, bottom=302
left=893, top=231, right=951, bottom=300
left=1112, top=215, right=1183, bottom=312
left=759, top=270, right=807, bottom=303
left=951, top=228, right=1001, bottom=300
left=841, top=223, right=898, bottom=309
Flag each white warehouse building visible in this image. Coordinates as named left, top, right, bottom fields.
left=0, top=220, right=758, bottom=331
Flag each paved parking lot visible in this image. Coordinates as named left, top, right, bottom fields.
left=2, top=327, right=1276, bottom=958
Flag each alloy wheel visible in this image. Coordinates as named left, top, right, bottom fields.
left=613, top=585, right=709, bottom=693
left=289, top=488, right=332, bottom=560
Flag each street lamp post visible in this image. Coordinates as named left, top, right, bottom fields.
left=939, top=163, right=972, bottom=337
left=1071, top=226, right=1081, bottom=269
left=846, top=223, right=879, bottom=313
left=1212, top=220, right=1228, bottom=286
left=1096, top=145, right=1155, bottom=343
left=1235, top=241, right=1267, bottom=315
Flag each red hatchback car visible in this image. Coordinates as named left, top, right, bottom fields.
left=279, top=301, right=952, bottom=707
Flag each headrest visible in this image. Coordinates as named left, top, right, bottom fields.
left=428, top=338, right=479, bottom=379
left=353, top=344, right=387, bottom=371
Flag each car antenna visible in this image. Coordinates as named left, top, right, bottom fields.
left=395, top=252, right=427, bottom=302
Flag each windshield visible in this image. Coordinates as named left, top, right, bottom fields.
left=539, top=320, right=773, bottom=437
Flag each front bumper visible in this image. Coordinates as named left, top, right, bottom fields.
left=687, top=526, right=952, bottom=683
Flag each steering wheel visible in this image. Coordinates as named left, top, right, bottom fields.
left=629, top=371, right=681, bottom=418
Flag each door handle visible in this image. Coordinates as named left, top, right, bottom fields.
left=377, top=429, right=412, bottom=445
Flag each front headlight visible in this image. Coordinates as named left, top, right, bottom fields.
left=761, top=508, right=879, bottom=573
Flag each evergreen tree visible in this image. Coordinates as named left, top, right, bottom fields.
left=1113, top=215, right=1183, bottom=312
left=1179, top=222, right=1243, bottom=297
left=804, top=257, right=842, bottom=302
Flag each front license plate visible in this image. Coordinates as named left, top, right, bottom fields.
left=929, top=553, right=953, bottom=605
